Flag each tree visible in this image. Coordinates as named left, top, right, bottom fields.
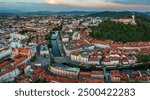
left=116, top=64, right=121, bottom=68
left=91, top=65, right=96, bottom=68
left=27, top=37, right=32, bottom=44
left=143, top=63, right=150, bottom=69
left=45, top=32, right=52, bottom=48
left=30, top=56, right=37, bottom=62
left=90, top=16, right=150, bottom=43
left=136, top=54, right=150, bottom=63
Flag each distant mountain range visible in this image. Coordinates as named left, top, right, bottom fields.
left=87, top=11, right=150, bottom=18
left=0, top=2, right=100, bottom=15
left=0, top=11, right=150, bottom=17
left=145, top=12, right=150, bottom=15
left=0, top=11, right=97, bottom=16
left=23, top=11, right=96, bottom=15
left=0, top=2, right=149, bottom=17
left=0, top=2, right=97, bottom=16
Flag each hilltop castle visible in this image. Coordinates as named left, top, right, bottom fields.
left=111, top=15, right=136, bottom=25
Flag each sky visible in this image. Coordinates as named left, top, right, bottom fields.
left=0, top=0, right=150, bottom=12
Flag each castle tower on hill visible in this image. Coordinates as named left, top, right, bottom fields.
left=111, top=15, right=136, bottom=25
left=132, top=15, right=135, bottom=20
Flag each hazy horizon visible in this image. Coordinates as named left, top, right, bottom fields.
left=0, top=0, right=150, bottom=12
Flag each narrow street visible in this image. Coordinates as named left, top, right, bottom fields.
left=103, top=67, right=110, bottom=83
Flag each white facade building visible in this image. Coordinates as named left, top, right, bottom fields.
left=11, top=33, right=28, bottom=40
left=0, top=67, right=20, bottom=82
left=72, top=32, right=80, bottom=40
left=40, top=45, right=49, bottom=56
left=0, top=42, right=12, bottom=60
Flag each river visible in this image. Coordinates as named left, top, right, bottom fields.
left=51, top=32, right=61, bottom=57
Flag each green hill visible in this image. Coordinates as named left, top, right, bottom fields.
left=90, top=16, right=150, bottom=43
left=88, top=11, right=133, bottom=18
left=87, top=11, right=150, bottom=19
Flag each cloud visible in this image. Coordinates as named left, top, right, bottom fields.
left=46, top=0, right=150, bottom=10
left=0, top=0, right=149, bottom=11
left=101, top=0, right=150, bottom=5
left=46, top=0, right=61, bottom=4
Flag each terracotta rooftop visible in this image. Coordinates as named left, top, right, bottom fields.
left=0, top=66, right=18, bottom=77
left=88, top=56, right=98, bottom=61
left=79, top=72, right=91, bottom=77
left=91, top=71, right=103, bottom=75
left=0, top=61, right=10, bottom=68
left=85, top=78, right=104, bottom=83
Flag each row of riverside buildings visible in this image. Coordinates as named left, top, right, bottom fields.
left=61, top=16, right=150, bottom=67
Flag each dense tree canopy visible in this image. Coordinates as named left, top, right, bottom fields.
left=45, top=32, right=52, bottom=48
left=90, top=16, right=150, bottom=43
left=137, top=54, right=150, bottom=63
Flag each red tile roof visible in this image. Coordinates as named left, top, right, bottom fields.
left=85, top=78, right=104, bottom=83
left=0, top=61, right=10, bottom=68
left=0, top=66, right=18, bottom=77
left=79, top=72, right=91, bottom=77
left=88, top=56, right=98, bottom=61
left=91, top=71, right=103, bottom=75
left=19, top=48, right=30, bottom=55
left=72, top=52, right=80, bottom=56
